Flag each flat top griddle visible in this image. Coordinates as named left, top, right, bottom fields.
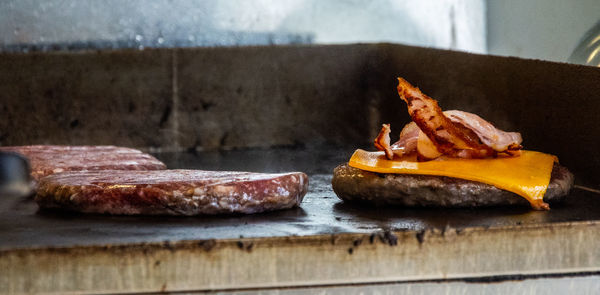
left=1, top=146, right=599, bottom=250
left=3, top=44, right=600, bottom=294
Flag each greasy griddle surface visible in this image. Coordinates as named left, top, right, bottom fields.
left=1, top=147, right=598, bottom=250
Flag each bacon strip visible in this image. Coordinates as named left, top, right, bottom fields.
left=393, top=122, right=419, bottom=153
left=375, top=122, right=420, bottom=160
left=397, top=78, right=505, bottom=159
left=444, top=110, right=522, bottom=152
left=376, top=78, right=523, bottom=160
left=374, top=124, right=394, bottom=159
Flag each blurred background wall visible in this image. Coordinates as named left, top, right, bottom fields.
left=0, top=0, right=485, bottom=52
left=487, top=0, right=600, bottom=63
left=1, top=0, right=599, bottom=64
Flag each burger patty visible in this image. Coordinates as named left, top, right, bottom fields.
left=36, top=169, right=308, bottom=215
left=0, top=145, right=166, bottom=181
left=332, top=163, right=574, bottom=207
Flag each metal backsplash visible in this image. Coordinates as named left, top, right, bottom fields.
left=1, top=44, right=599, bottom=182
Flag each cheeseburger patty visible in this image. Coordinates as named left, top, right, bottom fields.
left=332, top=163, right=574, bottom=208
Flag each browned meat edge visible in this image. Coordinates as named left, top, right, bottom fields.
left=0, top=145, right=166, bottom=181
left=331, top=163, right=574, bottom=208
left=35, top=170, right=308, bottom=215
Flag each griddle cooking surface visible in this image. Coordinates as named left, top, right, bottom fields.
left=1, top=147, right=599, bottom=250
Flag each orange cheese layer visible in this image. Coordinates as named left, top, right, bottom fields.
left=348, top=149, right=557, bottom=209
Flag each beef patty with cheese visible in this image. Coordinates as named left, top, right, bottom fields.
left=331, top=77, right=574, bottom=210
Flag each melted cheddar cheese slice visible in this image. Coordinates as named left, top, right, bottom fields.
left=348, top=149, right=557, bottom=209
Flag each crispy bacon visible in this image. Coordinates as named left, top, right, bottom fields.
left=375, top=122, right=420, bottom=160
left=397, top=77, right=495, bottom=158
left=396, top=78, right=523, bottom=160
left=374, top=124, right=394, bottom=159
left=374, top=78, right=523, bottom=160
